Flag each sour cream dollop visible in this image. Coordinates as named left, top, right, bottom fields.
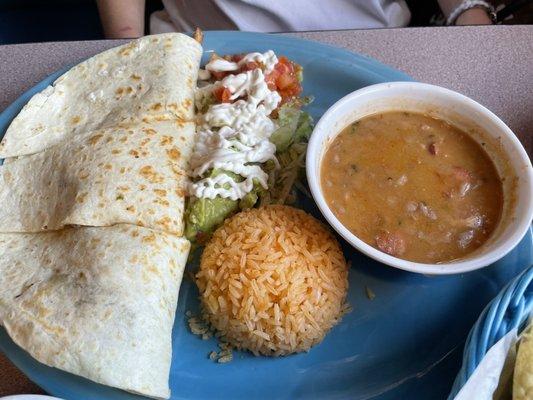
left=189, top=51, right=281, bottom=201
left=199, top=50, right=279, bottom=81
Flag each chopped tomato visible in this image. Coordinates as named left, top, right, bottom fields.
left=208, top=53, right=303, bottom=107
left=277, top=73, right=296, bottom=90
left=265, top=69, right=279, bottom=90
left=240, top=61, right=260, bottom=72
left=278, top=78, right=302, bottom=102
left=213, top=86, right=232, bottom=103
left=211, top=70, right=228, bottom=81
left=275, top=56, right=294, bottom=74
left=265, top=56, right=302, bottom=104
left=265, top=56, right=302, bottom=105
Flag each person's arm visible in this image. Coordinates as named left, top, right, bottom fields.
left=97, top=0, right=146, bottom=39
left=437, top=0, right=493, bottom=25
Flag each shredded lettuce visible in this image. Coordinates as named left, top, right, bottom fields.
left=293, top=111, right=313, bottom=143
left=261, top=102, right=314, bottom=205
left=270, top=106, right=302, bottom=152
left=270, top=97, right=313, bottom=152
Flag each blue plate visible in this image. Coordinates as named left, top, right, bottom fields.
left=0, top=31, right=531, bottom=400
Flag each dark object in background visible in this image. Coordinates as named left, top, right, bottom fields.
left=0, top=0, right=164, bottom=45
left=406, top=0, right=443, bottom=26
left=497, top=0, right=533, bottom=22
left=0, top=0, right=102, bottom=45
left=0, top=0, right=531, bottom=45
left=0, top=0, right=166, bottom=45
left=145, top=0, right=165, bottom=34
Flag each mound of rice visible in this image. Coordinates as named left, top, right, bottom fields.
left=196, top=205, right=349, bottom=356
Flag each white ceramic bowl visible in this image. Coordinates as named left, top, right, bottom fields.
left=307, top=82, right=533, bottom=274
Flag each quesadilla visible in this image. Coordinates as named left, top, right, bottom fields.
left=0, top=32, right=202, bottom=397
left=0, top=33, right=201, bottom=158
left=514, top=323, right=533, bottom=400
left=0, top=224, right=190, bottom=399
left=0, top=120, right=193, bottom=234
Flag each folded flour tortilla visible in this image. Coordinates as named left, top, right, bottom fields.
left=0, top=33, right=201, bottom=397
left=0, top=120, right=193, bottom=234
left=0, top=224, right=190, bottom=399
left=513, top=323, right=532, bottom=400
left=0, top=33, right=201, bottom=158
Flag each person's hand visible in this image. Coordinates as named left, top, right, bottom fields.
left=456, top=7, right=493, bottom=25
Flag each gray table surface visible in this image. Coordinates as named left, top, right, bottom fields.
left=1, top=25, right=532, bottom=156
left=0, top=25, right=532, bottom=396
